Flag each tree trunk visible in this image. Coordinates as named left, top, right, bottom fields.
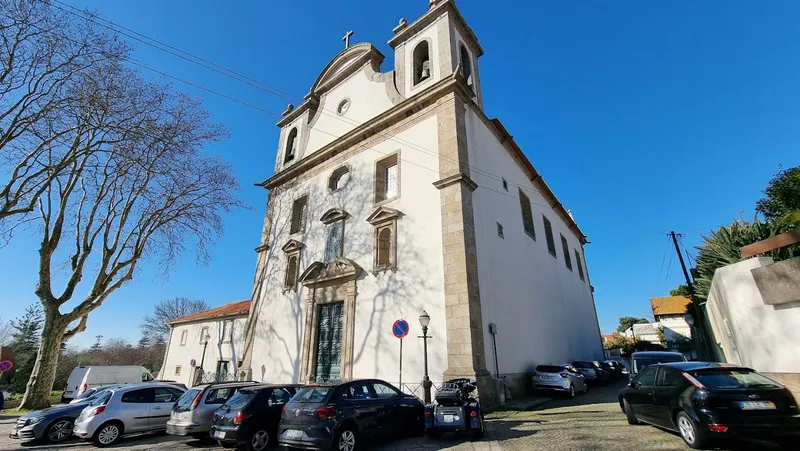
left=18, top=313, right=66, bottom=410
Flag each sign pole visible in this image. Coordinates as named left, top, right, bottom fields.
left=399, top=337, right=403, bottom=390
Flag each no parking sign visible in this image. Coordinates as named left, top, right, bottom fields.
left=392, top=320, right=409, bottom=388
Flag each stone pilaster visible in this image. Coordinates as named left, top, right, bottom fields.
left=434, top=93, right=497, bottom=406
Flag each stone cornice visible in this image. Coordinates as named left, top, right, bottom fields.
left=433, top=172, right=478, bottom=191
left=388, top=0, right=484, bottom=57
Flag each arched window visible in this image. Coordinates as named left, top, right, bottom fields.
left=459, top=44, right=472, bottom=87
left=377, top=227, right=392, bottom=267
left=284, top=128, right=298, bottom=164
left=285, top=255, right=298, bottom=287
left=328, top=166, right=350, bottom=192
left=413, top=41, right=431, bottom=85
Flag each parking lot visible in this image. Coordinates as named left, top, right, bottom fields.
left=0, top=381, right=791, bottom=451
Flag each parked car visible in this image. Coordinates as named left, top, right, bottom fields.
left=572, top=361, right=602, bottom=384
left=210, top=384, right=300, bottom=450
left=9, top=385, right=125, bottom=444
left=277, top=379, right=424, bottom=451
left=605, top=358, right=630, bottom=376
left=599, top=361, right=621, bottom=380
left=618, top=362, right=800, bottom=449
left=532, top=364, right=587, bottom=397
left=167, top=381, right=258, bottom=439
left=72, top=382, right=185, bottom=446
left=630, top=351, right=686, bottom=377
left=63, top=366, right=155, bottom=402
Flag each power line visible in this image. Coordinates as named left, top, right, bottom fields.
left=49, top=0, right=689, bottom=237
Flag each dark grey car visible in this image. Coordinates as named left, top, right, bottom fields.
left=166, top=381, right=258, bottom=438
left=8, top=385, right=124, bottom=444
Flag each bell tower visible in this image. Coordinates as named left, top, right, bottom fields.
left=389, top=0, right=484, bottom=109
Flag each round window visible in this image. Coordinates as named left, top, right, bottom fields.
left=337, top=98, right=351, bottom=115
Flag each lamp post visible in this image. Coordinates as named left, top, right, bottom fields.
left=684, top=312, right=698, bottom=359
left=199, top=333, right=211, bottom=370
left=418, top=310, right=432, bottom=404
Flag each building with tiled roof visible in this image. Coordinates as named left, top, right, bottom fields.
left=650, top=296, right=691, bottom=321
left=159, top=300, right=252, bottom=386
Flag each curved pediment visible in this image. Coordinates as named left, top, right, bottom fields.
left=320, top=208, right=350, bottom=224
left=309, top=43, right=385, bottom=96
left=299, top=258, right=362, bottom=286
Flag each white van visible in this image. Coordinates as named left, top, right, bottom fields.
left=62, top=366, right=154, bottom=402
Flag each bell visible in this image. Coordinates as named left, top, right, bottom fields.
left=420, top=59, right=431, bottom=80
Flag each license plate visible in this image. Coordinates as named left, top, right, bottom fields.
left=540, top=375, right=552, bottom=380
left=443, top=414, right=460, bottom=423
left=212, top=431, right=226, bottom=439
left=285, top=430, right=304, bottom=440
left=739, top=401, right=776, bottom=410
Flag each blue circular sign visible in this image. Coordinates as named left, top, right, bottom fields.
left=392, top=319, right=409, bottom=339
left=0, top=360, right=12, bottom=372
left=190, top=359, right=196, bottom=367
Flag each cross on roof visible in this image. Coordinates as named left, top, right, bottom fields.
left=342, top=30, right=354, bottom=49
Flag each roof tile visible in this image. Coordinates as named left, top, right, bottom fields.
left=650, top=296, right=691, bottom=316
left=170, top=300, right=251, bottom=325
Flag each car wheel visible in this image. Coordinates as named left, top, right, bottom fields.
left=93, top=421, right=123, bottom=447
left=333, top=427, right=357, bottom=451
left=676, top=412, right=708, bottom=449
left=45, top=418, right=74, bottom=443
left=623, top=399, right=640, bottom=425
left=246, top=428, right=270, bottom=451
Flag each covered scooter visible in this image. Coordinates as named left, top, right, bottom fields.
left=424, top=378, right=485, bottom=439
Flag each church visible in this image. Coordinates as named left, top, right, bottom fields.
left=238, top=0, right=603, bottom=404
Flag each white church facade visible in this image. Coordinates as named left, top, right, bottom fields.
left=238, top=0, right=603, bottom=403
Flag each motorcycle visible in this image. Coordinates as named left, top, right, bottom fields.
left=424, top=378, right=485, bottom=439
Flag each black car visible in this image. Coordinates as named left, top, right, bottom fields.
left=619, top=362, right=800, bottom=449
left=277, top=379, right=424, bottom=451
left=210, top=384, right=301, bottom=451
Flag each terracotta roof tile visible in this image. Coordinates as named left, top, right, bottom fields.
left=170, top=300, right=251, bottom=325
left=650, top=296, right=691, bottom=316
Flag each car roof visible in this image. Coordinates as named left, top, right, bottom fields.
left=298, top=378, right=388, bottom=388
left=196, top=381, right=259, bottom=390
left=658, top=362, right=751, bottom=372
left=631, top=351, right=684, bottom=358
left=109, top=382, right=185, bottom=392
left=239, top=383, right=304, bottom=393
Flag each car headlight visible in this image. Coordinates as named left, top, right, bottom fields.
left=27, top=416, right=45, bottom=425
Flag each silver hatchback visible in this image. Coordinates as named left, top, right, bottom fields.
left=532, top=364, right=588, bottom=397
left=72, top=382, right=185, bottom=446
left=166, top=381, right=257, bottom=438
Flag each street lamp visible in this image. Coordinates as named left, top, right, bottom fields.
left=683, top=312, right=699, bottom=359
left=199, top=333, right=211, bottom=369
left=418, top=310, right=432, bottom=404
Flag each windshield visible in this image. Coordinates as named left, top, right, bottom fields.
left=292, top=387, right=332, bottom=403
left=692, top=370, right=782, bottom=390
left=572, top=362, right=593, bottom=369
left=174, top=389, right=201, bottom=412
left=536, top=365, right=564, bottom=373
left=633, top=356, right=683, bottom=373
left=223, top=391, right=257, bottom=411
left=89, top=391, right=112, bottom=407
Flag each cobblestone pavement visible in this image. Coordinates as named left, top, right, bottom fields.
left=0, top=382, right=791, bottom=451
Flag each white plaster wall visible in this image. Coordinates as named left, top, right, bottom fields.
left=302, top=65, right=395, bottom=158
left=464, top=109, right=603, bottom=376
left=706, top=257, right=800, bottom=373
left=250, top=116, right=448, bottom=386
left=404, top=21, right=442, bottom=97
left=161, top=317, right=247, bottom=387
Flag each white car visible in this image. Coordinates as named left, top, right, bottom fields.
left=73, top=382, right=184, bottom=446
left=532, top=364, right=588, bottom=398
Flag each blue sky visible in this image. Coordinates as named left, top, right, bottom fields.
left=1, top=0, right=798, bottom=347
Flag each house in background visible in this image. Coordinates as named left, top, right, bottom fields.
left=650, top=296, right=692, bottom=342
left=159, top=300, right=251, bottom=387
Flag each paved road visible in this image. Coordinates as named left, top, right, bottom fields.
left=0, top=382, right=791, bottom=451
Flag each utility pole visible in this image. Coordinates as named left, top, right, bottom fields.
left=670, top=231, right=712, bottom=361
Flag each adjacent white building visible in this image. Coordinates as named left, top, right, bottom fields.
left=238, top=0, right=603, bottom=404
left=159, top=301, right=250, bottom=387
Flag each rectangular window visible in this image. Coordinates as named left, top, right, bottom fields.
left=375, top=154, right=399, bottom=203
left=543, top=214, right=557, bottom=257
left=222, top=321, right=233, bottom=342
left=199, top=326, right=209, bottom=344
left=325, top=221, right=344, bottom=261
left=217, top=360, right=230, bottom=376
left=175, top=366, right=182, bottom=376
left=180, top=330, right=187, bottom=346
left=519, top=190, right=535, bottom=239
left=502, top=178, right=508, bottom=191
left=561, top=234, right=572, bottom=271
left=496, top=222, right=504, bottom=239
left=290, top=196, right=308, bottom=234
left=575, top=249, right=585, bottom=281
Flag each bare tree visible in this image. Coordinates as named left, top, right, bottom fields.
left=0, top=0, right=129, bottom=225
left=5, top=20, right=243, bottom=411
left=140, top=297, right=210, bottom=341
left=0, top=317, right=13, bottom=346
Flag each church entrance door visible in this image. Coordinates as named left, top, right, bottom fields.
left=315, top=302, right=343, bottom=381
